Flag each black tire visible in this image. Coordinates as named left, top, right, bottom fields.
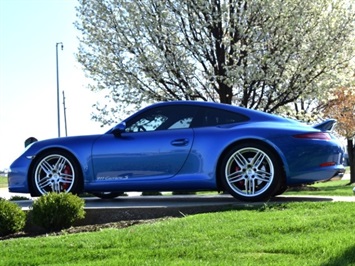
left=30, top=150, right=82, bottom=196
left=272, top=184, right=288, bottom=197
left=220, top=142, right=283, bottom=202
left=92, top=192, right=124, bottom=199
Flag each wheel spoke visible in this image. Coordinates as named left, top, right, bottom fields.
left=244, top=179, right=255, bottom=195
left=40, top=160, right=54, bottom=175
left=251, top=151, right=266, bottom=168
left=251, top=179, right=256, bottom=194
left=232, top=152, right=248, bottom=169
left=60, top=178, right=73, bottom=184
left=55, top=157, right=67, bottom=173
left=227, top=170, right=244, bottom=183
left=61, top=172, right=73, bottom=181
left=255, top=169, right=272, bottom=182
left=37, top=178, right=51, bottom=189
left=243, top=179, right=249, bottom=194
left=53, top=182, right=61, bottom=193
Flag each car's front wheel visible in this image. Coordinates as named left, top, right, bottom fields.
left=31, top=150, right=81, bottom=196
left=220, top=143, right=283, bottom=202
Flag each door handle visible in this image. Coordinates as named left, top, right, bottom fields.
left=171, top=139, right=189, bottom=146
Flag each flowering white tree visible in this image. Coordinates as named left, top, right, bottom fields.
left=75, top=0, right=355, bottom=125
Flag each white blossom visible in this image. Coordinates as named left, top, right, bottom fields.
left=75, top=0, right=355, bottom=125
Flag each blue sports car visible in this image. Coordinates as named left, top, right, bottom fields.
left=8, top=101, right=345, bottom=201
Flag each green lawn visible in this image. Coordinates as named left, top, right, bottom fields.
left=285, top=180, right=355, bottom=196
left=0, top=175, right=7, bottom=188
left=1, top=202, right=355, bottom=265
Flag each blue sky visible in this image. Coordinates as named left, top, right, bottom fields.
left=0, top=0, right=110, bottom=169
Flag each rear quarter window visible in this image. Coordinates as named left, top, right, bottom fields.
left=194, top=107, right=249, bottom=127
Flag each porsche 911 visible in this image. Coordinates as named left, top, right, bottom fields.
left=8, top=101, right=345, bottom=201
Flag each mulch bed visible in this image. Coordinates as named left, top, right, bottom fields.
left=0, top=218, right=170, bottom=241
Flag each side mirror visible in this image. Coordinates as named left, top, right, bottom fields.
left=112, top=122, right=126, bottom=137
left=25, top=137, right=38, bottom=148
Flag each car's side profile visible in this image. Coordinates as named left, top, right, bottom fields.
left=8, top=101, right=345, bottom=201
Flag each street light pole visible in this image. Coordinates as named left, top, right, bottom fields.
left=62, top=90, right=68, bottom=137
left=56, top=42, right=63, bottom=137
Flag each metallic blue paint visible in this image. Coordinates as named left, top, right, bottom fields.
left=8, top=101, right=345, bottom=200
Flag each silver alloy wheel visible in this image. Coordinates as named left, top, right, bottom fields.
left=34, top=154, right=75, bottom=194
left=224, top=147, right=274, bottom=197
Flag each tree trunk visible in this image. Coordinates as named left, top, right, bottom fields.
left=218, top=82, right=233, bottom=104
left=347, top=138, right=355, bottom=184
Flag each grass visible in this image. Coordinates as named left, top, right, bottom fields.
left=0, top=175, right=7, bottom=188
left=1, top=202, right=355, bottom=265
left=285, top=180, right=354, bottom=196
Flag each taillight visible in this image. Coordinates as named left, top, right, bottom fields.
left=293, top=132, right=331, bottom=140
left=320, top=162, right=336, bottom=167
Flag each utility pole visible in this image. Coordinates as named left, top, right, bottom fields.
left=56, top=42, right=63, bottom=137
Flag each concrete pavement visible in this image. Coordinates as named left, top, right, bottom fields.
left=0, top=187, right=33, bottom=200
left=3, top=192, right=355, bottom=226
left=1, top=173, right=353, bottom=227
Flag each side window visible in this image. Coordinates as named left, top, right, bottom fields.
left=193, top=107, right=249, bottom=127
left=125, top=105, right=197, bottom=132
left=169, top=117, right=193, bottom=129
left=126, top=114, right=168, bottom=132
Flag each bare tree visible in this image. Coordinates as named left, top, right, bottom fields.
left=75, top=0, right=355, bottom=125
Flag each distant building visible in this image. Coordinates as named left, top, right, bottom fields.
left=0, top=168, right=9, bottom=177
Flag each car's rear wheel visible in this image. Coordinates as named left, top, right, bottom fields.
left=220, top=143, right=283, bottom=202
left=31, top=150, right=81, bottom=196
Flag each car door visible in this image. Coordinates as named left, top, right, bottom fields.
left=91, top=105, right=196, bottom=182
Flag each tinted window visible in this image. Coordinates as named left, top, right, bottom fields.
left=192, top=107, right=249, bottom=127
left=125, top=105, right=198, bottom=132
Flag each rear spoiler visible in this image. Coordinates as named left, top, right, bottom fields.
left=313, top=119, right=336, bottom=132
